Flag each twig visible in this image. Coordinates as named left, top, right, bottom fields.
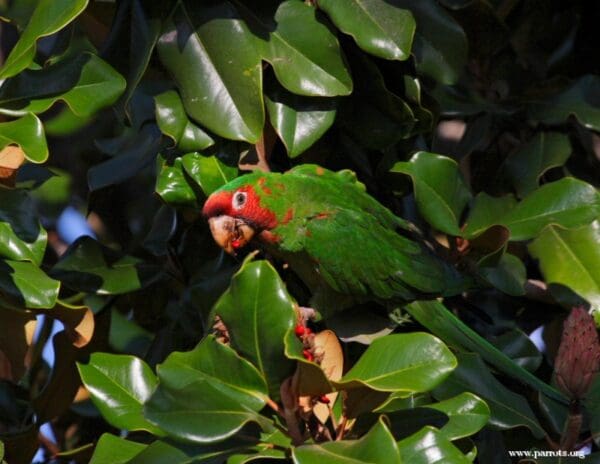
left=266, top=397, right=285, bottom=419
left=335, top=415, right=348, bottom=441
left=38, top=432, right=60, bottom=457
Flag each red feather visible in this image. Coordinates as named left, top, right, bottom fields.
left=202, top=186, right=277, bottom=230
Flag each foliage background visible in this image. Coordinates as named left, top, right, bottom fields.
left=0, top=0, right=599, bottom=462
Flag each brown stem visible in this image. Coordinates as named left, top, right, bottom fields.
left=38, top=432, right=60, bottom=457
left=560, top=400, right=583, bottom=451
left=266, top=397, right=285, bottom=419
left=336, top=415, right=348, bottom=441
left=281, top=377, right=304, bottom=446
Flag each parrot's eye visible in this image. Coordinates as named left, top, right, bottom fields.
left=232, top=191, right=247, bottom=210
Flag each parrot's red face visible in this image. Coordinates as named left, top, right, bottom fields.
left=202, top=184, right=277, bottom=255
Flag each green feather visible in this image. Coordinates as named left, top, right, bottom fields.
left=221, top=165, right=468, bottom=313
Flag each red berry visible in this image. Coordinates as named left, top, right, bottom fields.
left=304, top=327, right=312, bottom=335
left=294, top=325, right=306, bottom=337
left=318, top=395, right=330, bottom=404
left=303, top=349, right=314, bottom=361
left=231, top=239, right=241, bottom=249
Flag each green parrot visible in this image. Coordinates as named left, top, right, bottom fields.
left=203, top=163, right=568, bottom=404
left=202, top=164, right=467, bottom=315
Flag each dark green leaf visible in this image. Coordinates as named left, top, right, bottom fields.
left=478, top=253, right=526, bottom=296
left=391, top=152, right=472, bottom=235
left=211, top=259, right=296, bottom=396
left=318, top=0, right=415, bottom=61
left=462, top=193, right=516, bottom=239
left=265, top=85, right=337, bottom=158
left=527, top=75, right=600, bottom=131
left=0, top=188, right=46, bottom=264
left=89, top=434, right=147, bottom=464
left=0, top=53, right=126, bottom=118
left=155, top=154, right=198, bottom=208
left=433, top=352, right=546, bottom=439
left=87, top=124, right=162, bottom=191
left=77, top=353, right=163, bottom=434
left=428, top=392, right=490, bottom=441
left=405, top=300, right=567, bottom=404
left=0, top=259, right=59, bottom=309
left=336, top=332, right=457, bottom=392
left=397, top=426, right=471, bottom=463
left=394, top=0, right=467, bottom=84
left=154, top=90, right=214, bottom=152
left=293, top=418, right=401, bottom=464
left=253, top=1, right=353, bottom=97
left=51, top=236, right=162, bottom=295
left=157, top=1, right=264, bottom=142
left=504, top=132, right=571, bottom=198
left=181, top=151, right=238, bottom=197
left=491, top=329, right=542, bottom=373
left=0, top=0, right=88, bottom=79
left=109, top=308, right=153, bottom=357
left=501, top=178, right=600, bottom=241
left=0, top=113, right=48, bottom=163
left=529, top=222, right=600, bottom=310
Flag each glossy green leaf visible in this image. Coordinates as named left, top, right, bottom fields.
left=433, top=352, right=545, bottom=438
left=181, top=152, right=238, bottom=197
left=0, top=188, right=47, bottom=264
left=318, top=0, right=415, bottom=61
left=462, top=193, right=516, bottom=239
left=143, top=378, right=270, bottom=444
left=157, top=335, right=268, bottom=411
left=394, top=0, right=467, bottom=84
left=265, top=85, right=337, bottom=158
left=142, top=337, right=273, bottom=447
left=504, top=132, right=571, bottom=198
left=126, top=438, right=253, bottom=464
left=529, top=222, right=600, bottom=310
left=293, top=418, right=401, bottom=464
left=0, top=113, right=48, bottom=163
left=0, top=0, right=88, bottom=79
left=77, top=353, right=162, bottom=434
left=478, top=253, right=526, bottom=296
left=89, top=434, right=147, bottom=464
left=405, top=300, right=567, bottom=404
left=0, top=259, right=59, bottom=309
left=527, top=75, right=600, bottom=131
left=397, top=426, right=471, bottom=464
left=51, top=236, right=162, bottom=295
left=211, top=259, right=296, bottom=396
left=501, top=178, right=600, bottom=241
left=157, top=1, right=264, bottom=142
left=154, top=90, right=214, bottom=152
left=391, top=152, right=472, bottom=235
left=0, top=53, right=126, bottom=118
left=336, top=332, right=457, bottom=392
left=253, top=0, right=353, bottom=97
left=155, top=154, right=198, bottom=208
left=428, top=392, right=490, bottom=441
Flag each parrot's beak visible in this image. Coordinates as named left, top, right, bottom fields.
left=207, top=215, right=255, bottom=255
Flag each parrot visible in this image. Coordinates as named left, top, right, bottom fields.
left=202, top=164, right=570, bottom=405
left=202, top=164, right=468, bottom=316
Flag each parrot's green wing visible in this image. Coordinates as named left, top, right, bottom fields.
left=301, top=208, right=457, bottom=302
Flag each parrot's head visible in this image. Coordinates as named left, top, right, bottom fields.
left=202, top=172, right=278, bottom=255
